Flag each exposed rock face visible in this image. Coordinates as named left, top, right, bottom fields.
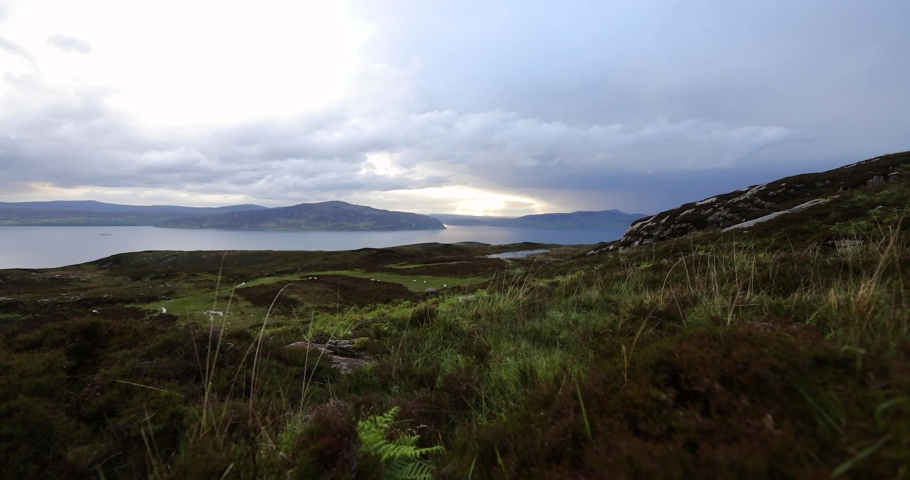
left=721, top=198, right=830, bottom=232
left=619, top=151, right=909, bottom=247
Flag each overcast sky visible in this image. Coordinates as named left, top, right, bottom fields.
left=1, top=0, right=908, bottom=215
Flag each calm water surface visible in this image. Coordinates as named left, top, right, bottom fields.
left=485, top=249, right=550, bottom=259
left=0, top=225, right=625, bottom=269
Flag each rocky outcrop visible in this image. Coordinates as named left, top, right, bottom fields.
left=286, top=339, right=370, bottom=373
left=619, top=151, right=909, bottom=247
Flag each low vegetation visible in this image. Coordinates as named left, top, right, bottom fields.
left=1, top=174, right=908, bottom=478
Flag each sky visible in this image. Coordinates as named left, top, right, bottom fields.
left=1, top=0, right=908, bottom=216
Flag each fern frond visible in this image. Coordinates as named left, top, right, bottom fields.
left=387, top=458, right=436, bottom=480
left=357, top=406, right=444, bottom=480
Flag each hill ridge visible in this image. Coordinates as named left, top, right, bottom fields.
left=617, top=150, right=909, bottom=247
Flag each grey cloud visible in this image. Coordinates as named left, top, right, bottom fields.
left=518, top=159, right=853, bottom=214
left=388, top=112, right=797, bottom=175
left=219, top=107, right=796, bottom=170
left=0, top=70, right=454, bottom=202
left=0, top=64, right=825, bottom=212
left=354, top=0, right=910, bottom=162
left=46, top=34, right=92, bottom=54
left=0, top=35, right=36, bottom=68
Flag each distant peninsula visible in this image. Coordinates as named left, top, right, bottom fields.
left=431, top=210, right=647, bottom=230
left=0, top=200, right=266, bottom=226
left=156, top=201, right=445, bottom=231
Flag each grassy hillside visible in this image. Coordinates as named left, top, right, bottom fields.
left=157, top=201, right=446, bottom=231
left=0, top=163, right=908, bottom=478
left=621, top=150, right=909, bottom=246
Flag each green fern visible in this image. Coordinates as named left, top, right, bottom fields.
left=357, top=407, right=444, bottom=480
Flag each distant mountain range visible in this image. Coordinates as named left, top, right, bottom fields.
left=0, top=199, right=643, bottom=232
left=0, top=200, right=266, bottom=226
left=429, top=210, right=647, bottom=230
left=156, top=201, right=445, bottom=231
left=0, top=200, right=267, bottom=214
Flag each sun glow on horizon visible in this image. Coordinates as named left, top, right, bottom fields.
left=5, top=183, right=553, bottom=215
left=350, top=186, right=549, bottom=217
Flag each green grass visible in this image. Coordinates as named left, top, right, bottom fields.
left=304, top=269, right=490, bottom=292
left=227, top=273, right=304, bottom=289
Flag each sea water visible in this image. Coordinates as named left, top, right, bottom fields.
left=0, top=225, right=625, bottom=269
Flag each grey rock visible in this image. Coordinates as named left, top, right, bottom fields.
left=285, top=339, right=369, bottom=373
left=326, top=339, right=356, bottom=355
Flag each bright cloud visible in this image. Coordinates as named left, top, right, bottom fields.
left=2, top=0, right=365, bottom=125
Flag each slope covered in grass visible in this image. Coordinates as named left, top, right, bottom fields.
left=621, top=150, right=909, bottom=246
left=0, top=162, right=908, bottom=479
